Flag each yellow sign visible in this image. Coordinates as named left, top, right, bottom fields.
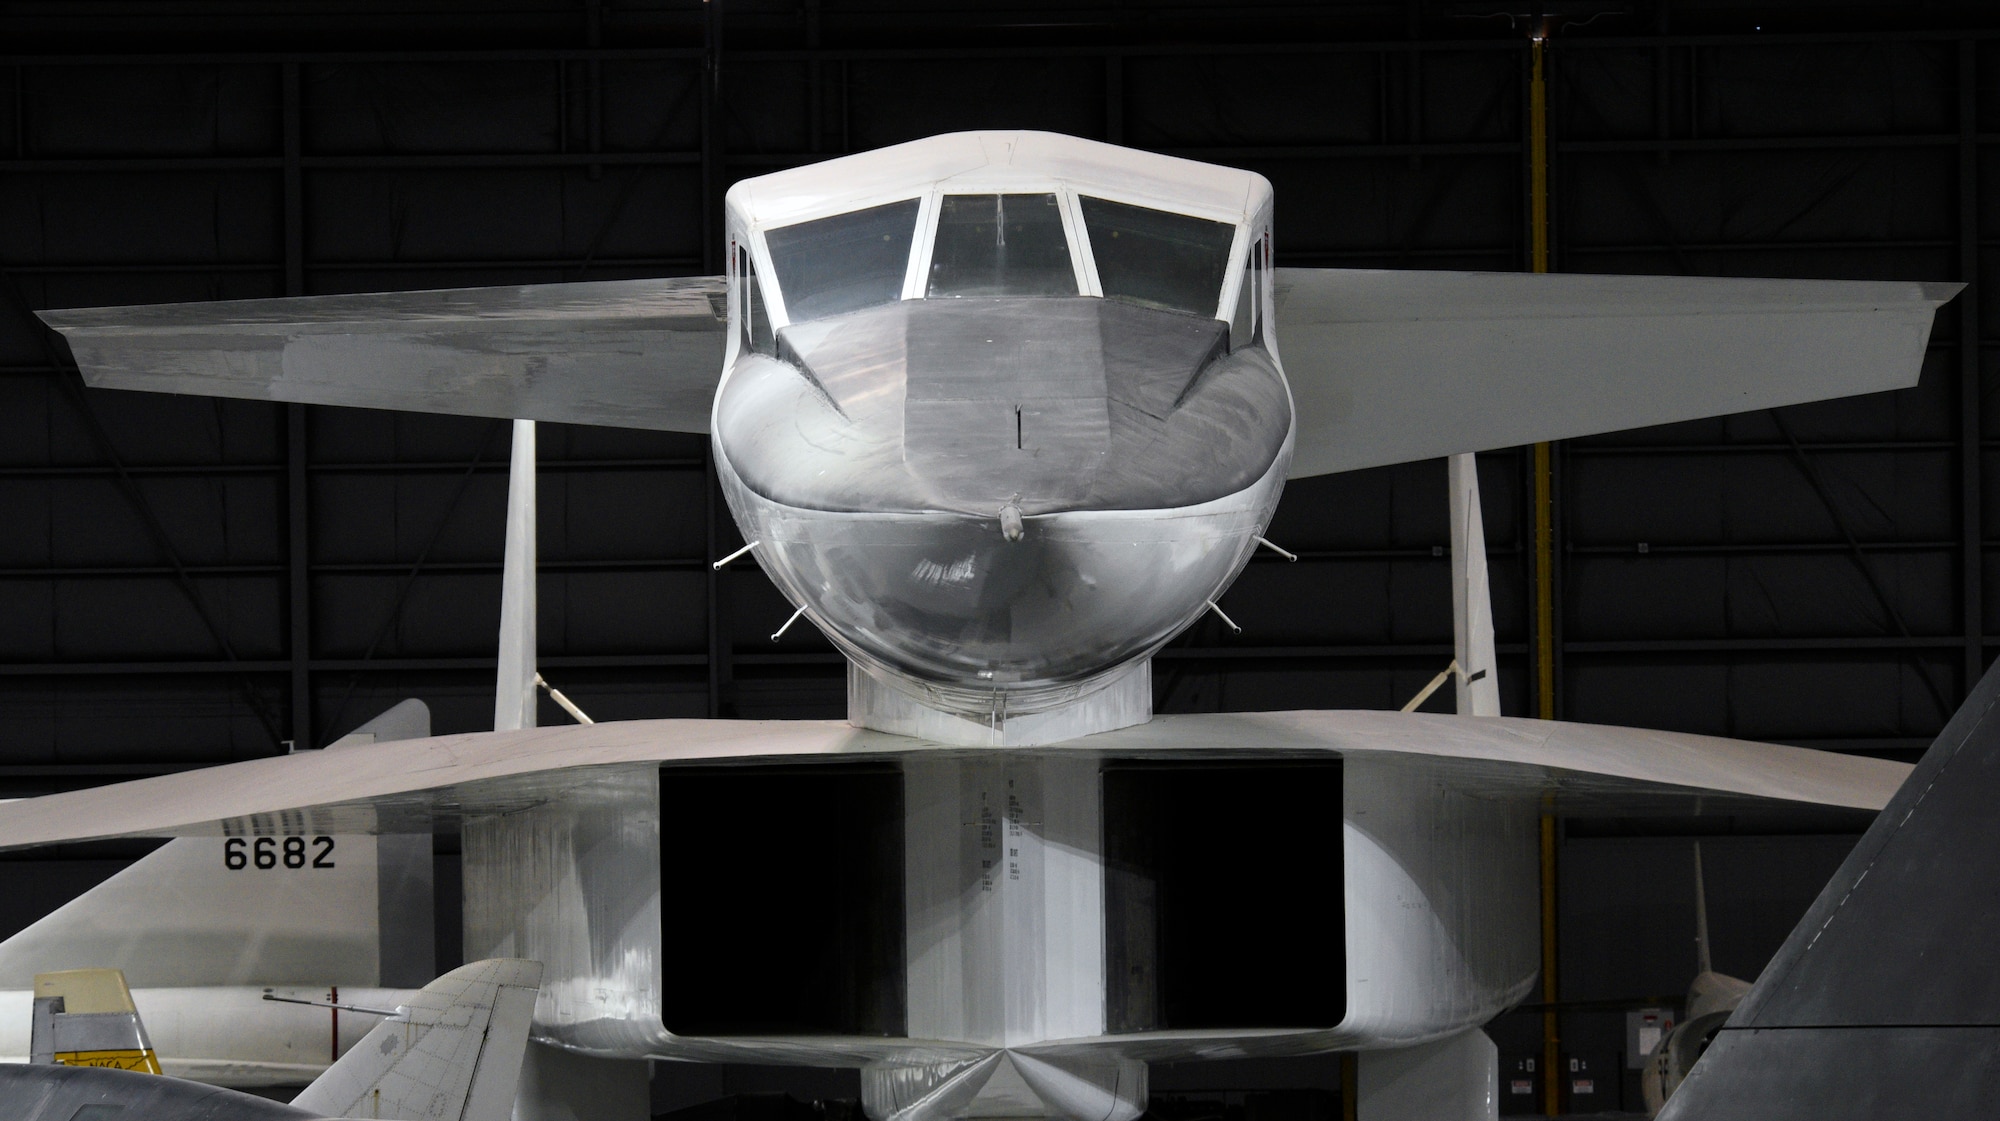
left=53, top=1049, right=162, bottom=1075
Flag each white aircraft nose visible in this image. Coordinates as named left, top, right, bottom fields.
left=712, top=296, right=1293, bottom=715
left=717, top=296, right=1290, bottom=519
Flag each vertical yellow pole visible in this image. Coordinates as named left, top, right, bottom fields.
left=1529, top=32, right=1562, bottom=1120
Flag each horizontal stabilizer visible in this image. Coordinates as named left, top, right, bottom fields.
left=1657, top=659, right=2000, bottom=1120
left=0, top=711, right=1908, bottom=850
left=1275, top=269, right=1960, bottom=478
left=39, top=277, right=727, bottom=432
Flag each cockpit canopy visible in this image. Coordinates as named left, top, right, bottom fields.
left=724, top=131, right=1274, bottom=349
left=756, top=190, right=1245, bottom=325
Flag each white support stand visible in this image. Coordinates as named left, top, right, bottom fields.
left=1357, top=1029, right=1498, bottom=1121
left=495, top=417, right=538, bottom=733
left=1447, top=452, right=1501, bottom=718
left=512, top=1041, right=651, bottom=1121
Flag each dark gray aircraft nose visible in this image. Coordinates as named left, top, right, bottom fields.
left=715, top=296, right=1290, bottom=518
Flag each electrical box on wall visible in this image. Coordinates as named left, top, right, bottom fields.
left=1565, top=1053, right=1618, bottom=1113
left=1499, top=1054, right=1540, bottom=1116
left=1628, top=1007, right=1676, bottom=1067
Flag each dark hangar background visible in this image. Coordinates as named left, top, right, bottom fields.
left=1, top=0, right=1996, bottom=1115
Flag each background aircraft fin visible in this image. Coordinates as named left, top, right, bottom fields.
left=327, top=698, right=433, bottom=749
left=289, top=958, right=544, bottom=1121
left=1656, top=658, right=2000, bottom=1120
left=1275, top=269, right=1960, bottom=479
left=36, top=278, right=727, bottom=433
left=0, top=700, right=436, bottom=988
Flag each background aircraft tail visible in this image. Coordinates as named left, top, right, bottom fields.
left=0, top=700, right=436, bottom=991
left=29, top=967, right=160, bottom=1073
left=1656, top=658, right=2000, bottom=1119
left=288, top=958, right=543, bottom=1121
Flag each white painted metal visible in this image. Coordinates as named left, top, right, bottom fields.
left=496, top=418, right=538, bottom=733
left=38, top=278, right=729, bottom=433
left=725, top=132, right=1265, bottom=245
left=452, top=752, right=1506, bottom=1099
left=0, top=709, right=1910, bottom=852
left=904, top=756, right=1103, bottom=1047
left=862, top=1052, right=1146, bottom=1121
left=849, top=662, right=1152, bottom=747
left=1277, top=268, right=1959, bottom=479
left=1448, top=453, right=1501, bottom=718
left=325, top=698, right=431, bottom=749
left=1337, top=759, right=1537, bottom=1046
left=0, top=835, right=386, bottom=989
left=1357, top=1028, right=1498, bottom=1121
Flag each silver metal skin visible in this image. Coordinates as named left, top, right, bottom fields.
left=712, top=134, right=1285, bottom=733
left=714, top=298, right=1291, bottom=723
left=459, top=748, right=1534, bottom=1121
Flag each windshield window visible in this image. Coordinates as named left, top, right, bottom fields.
left=737, top=245, right=775, bottom=356
left=926, top=193, right=1078, bottom=299
left=764, top=198, right=920, bottom=322
left=1229, top=231, right=1265, bottom=350
left=1079, top=196, right=1238, bottom=318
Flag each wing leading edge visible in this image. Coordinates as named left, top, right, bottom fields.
left=1275, top=268, right=1961, bottom=479
left=41, top=269, right=1956, bottom=471
left=0, top=712, right=1909, bottom=851
left=39, top=276, right=728, bottom=433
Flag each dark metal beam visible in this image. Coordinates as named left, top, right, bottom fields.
left=1960, top=40, right=1985, bottom=692
left=283, top=62, right=311, bottom=752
